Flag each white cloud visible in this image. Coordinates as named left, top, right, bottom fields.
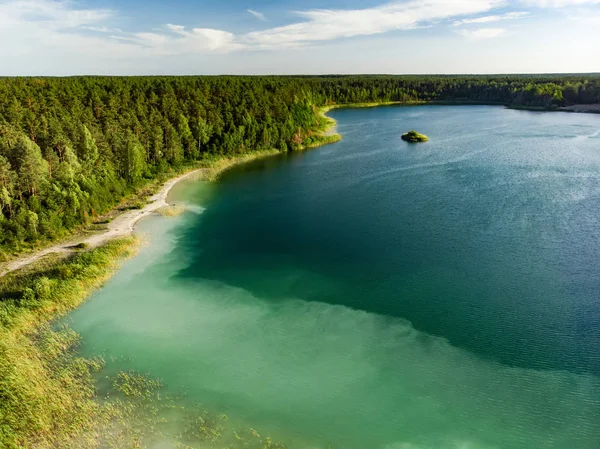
left=520, top=0, right=600, bottom=6
left=244, top=0, right=505, bottom=47
left=166, top=24, right=187, bottom=35
left=163, top=23, right=239, bottom=52
left=133, top=26, right=240, bottom=53
left=1, top=0, right=509, bottom=57
left=247, top=9, right=268, bottom=21
left=0, top=0, right=241, bottom=59
left=457, top=27, right=507, bottom=38
left=83, top=26, right=123, bottom=33
left=0, top=0, right=131, bottom=61
left=453, top=11, right=528, bottom=25
left=0, top=0, right=112, bottom=28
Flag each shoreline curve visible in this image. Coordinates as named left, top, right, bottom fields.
left=0, top=169, right=205, bottom=277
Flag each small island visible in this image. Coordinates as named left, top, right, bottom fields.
left=401, top=130, right=429, bottom=143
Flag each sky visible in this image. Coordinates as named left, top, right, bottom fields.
left=1, top=0, right=599, bottom=75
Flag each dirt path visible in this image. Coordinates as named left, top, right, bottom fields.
left=0, top=169, right=205, bottom=278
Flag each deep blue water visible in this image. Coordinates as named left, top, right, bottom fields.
left=180, top=105, right=600, bottom=375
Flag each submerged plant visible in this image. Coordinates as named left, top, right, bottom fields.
left=157, top=204, right=186, bottom=217
left=0, top=238, right=324, bottom=449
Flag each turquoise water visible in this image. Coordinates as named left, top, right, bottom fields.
left=67, top=106, right=600, bottom=448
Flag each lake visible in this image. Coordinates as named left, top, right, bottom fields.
left=67, top=105, right=600, bottom=449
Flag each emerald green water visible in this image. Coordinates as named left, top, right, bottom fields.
left=67, top=106, right=600, bottom=448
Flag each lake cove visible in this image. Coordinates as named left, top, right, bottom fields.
left=66, top=105, right=600, bottom=449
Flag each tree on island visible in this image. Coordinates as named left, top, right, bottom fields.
left=401, top=130, right=429, bottom=142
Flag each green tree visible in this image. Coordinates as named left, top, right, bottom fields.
left=0, top=186, right=10, bottom=217
left=197, top=117, right=213, bottom=155
left=79, top=125, right=99, bottom=171
left=150, top=125, right=164, bottom=164
left=119, top=133, right=146, bottom=184
left=177, top=114, right=197, bottom=160
left=0, top=154, right=12, bottom=192
left=11, top=136, right=48, bottom=198
left=1, top=74, right=598, bottom=253
left=164, top=120, right=184, bottom=165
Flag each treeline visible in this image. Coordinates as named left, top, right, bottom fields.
left=1, top=75, right=599, bottom=255
left=304, top=74, right=600, bottom=107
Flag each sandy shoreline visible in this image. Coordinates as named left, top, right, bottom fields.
left=0, top=150, right=291, bottom=278
left=0, top=169, right=205, bottom=277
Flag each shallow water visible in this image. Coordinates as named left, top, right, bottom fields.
left=67, top=106, right=600, bottom=448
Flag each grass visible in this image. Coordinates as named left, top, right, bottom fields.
left=303, top=133, right=343, bottom=148
left=199, top=149, right=281, bottom=181
left=0, top=238, right=139, bottom=448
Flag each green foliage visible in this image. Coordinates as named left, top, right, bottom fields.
left=79, top=125, right=99, bottom=172
left=401, top=130, right=429, bottom=143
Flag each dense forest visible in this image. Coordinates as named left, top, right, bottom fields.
left=1, top=75, right=599, bottom=256
left=308, top=74, right=600, bottom=106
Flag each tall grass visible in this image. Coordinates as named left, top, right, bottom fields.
left=0, top=238, right=139, bottom=448
left=199, top=149, right=281, bottom=181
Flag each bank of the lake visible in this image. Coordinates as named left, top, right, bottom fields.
left=0, top=237, right=140, bottom=449
left=66, top=105, right=600, bottom=449
left=0, top=148, right=304, bottom=278
left=0, top=140, right=339, bottom=448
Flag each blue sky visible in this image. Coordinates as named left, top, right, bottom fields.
left=1, top=0, right=599, bottom=75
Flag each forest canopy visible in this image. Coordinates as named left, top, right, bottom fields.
left=1, top=75, right=599, bottom=255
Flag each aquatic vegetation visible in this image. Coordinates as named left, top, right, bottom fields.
left=0, top=238, right=311, bottom=448
left=0, top=238, right=137, bottom=448
left=157, top=204, right=186, bottom=217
